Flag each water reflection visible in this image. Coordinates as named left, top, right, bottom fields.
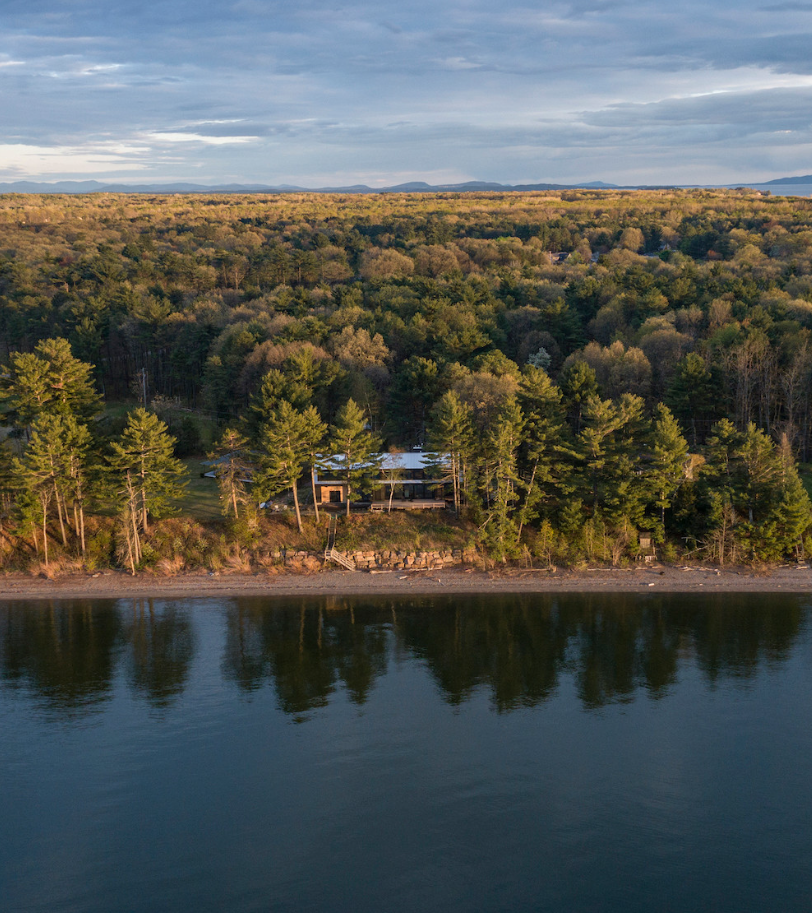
left=0, top=600, right=121, bottom=715
left=0, top=594, right=807, bottom=719
left=222, top=600, right=389, bottom=715
left=125, top=599, right=194, bottom=707
left=0, top=598, right=196, bottom=713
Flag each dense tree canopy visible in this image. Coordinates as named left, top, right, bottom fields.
left=1, top=187, right=811, bottom=570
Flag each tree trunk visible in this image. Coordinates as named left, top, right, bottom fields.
left=78, top=503, right=86, bottom=558
left=516, top=459, right=538, bottom=543
left=41, top=496, right=49, bottom=567
left=140, top=461, right=149, bottom=532
left=292, top=480, right=303, bottom=534
left=451, top=452, right=459, bottom=516
left=55, top=489, right=68, bottom=547
left=310, top=465, right=320, bottom=524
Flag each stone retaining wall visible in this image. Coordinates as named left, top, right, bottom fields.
left=268, top=547, right=478, bottom=570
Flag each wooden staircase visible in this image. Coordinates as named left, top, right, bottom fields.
left=324, top=515, right=356, bottom=570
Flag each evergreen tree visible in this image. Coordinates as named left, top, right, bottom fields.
left=570, top=395, right=622, bottom=513
left=109, top=409, right=187, bottom=537
left=516, top=366, right=566, bottom=537
left=604, top=394, right=649, bottom=527
left=301, top=405, right=328, bottom=523
left=13, top=413, right=93, bottom=559
left=328, top=399, right=381, bottom=517
left=0, top=337, right=102, bottom=431
left=256, top=402, right=320, bottom=533
left=738, top=423, right=781, bottom=524
left=427, top=390, right=474, bottom=515
left=208, top=428, right=252, bottom=520
left=665, top=353, right=717, bottom=445
left=248, top=369, right=311, bottom=435
left=559, top=360, right=598, bottom=433
left=567, top=393, right=650, bottom=528
left=703, top=419, right=743, bottom=502
left=479, top=396, right=524, bottom=560
left=770, top=444, right=812, bottom=558
left=647, top=403, right=689, bottom=531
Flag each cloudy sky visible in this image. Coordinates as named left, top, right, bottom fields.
left=3, top=0, right=812, bottom=186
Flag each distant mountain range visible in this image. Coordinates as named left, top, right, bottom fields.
left=762, top=174, right=812, bottom=185
left=0, top=179, right=623, bottom=195
left=0, top=176, right=809, bottom=195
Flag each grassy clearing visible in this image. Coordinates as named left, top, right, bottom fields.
left=332, top=511, right=476, bottom=552
left=177, top=458, right=223, bottom=521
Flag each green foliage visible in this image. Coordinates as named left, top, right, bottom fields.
left=328, top=399, right=382, bottom=516
left=109, top=408, right=187, bottom=529
left=479, top=396, right=524, bottom=561
left=648, top=403, right=689, bottom=530
left=12, top=412, right=94, bottom=562
left=0, top=337, right=102, bottom=429
left=208, top=428, right=252, bottom=519
left=427, top=390, right=475, bottom=514
left=255, top=401, right=325, bottom=532
left=2, top=188, right=812, bottom=569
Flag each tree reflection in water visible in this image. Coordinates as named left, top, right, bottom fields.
left=124, top=599, right=194, bottom=708
left=0, top=600, right=122, bottom=715
left=219, top=593, right=808, bottom=716
left=1, top=594, right=808, bottom=719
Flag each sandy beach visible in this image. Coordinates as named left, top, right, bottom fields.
left=1, top=564, right=812, bottom=600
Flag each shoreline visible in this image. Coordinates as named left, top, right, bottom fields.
left=2, top=564, right=812, bottom=600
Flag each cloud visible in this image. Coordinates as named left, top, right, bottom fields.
left=3, top=0, right=812, bottom=183
left=0, top=142, right=151, bottom=177
left=143, top=132, right=258, bottom=146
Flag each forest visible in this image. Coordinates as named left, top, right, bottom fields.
left=1, top=187, right=812, bottom=572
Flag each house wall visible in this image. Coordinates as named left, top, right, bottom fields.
left=319, top=484, right=348, bottom=504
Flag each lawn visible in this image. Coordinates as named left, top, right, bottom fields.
left=177, top=457, right=223, bottom=521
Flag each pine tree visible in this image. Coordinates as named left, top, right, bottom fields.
left=427, top=390, right=474, bottom=515
left=515, top=366, right=565, bottom=538
left=570, top=395, right=622, bottom=513
left=0, top=337, right=102, bottom=431
left=301, top=405, right=327, bottom=524
left=248, top=369, right=311, bottom=436
left=328, top=399, right=381, bottom=517
left=559, top=360, right=598, bottom=432
left=604, top=394, right=649, bottom=527
left=109, top=408, right=187, bottom=536
left=256, top=402, right=320, bottom=533
left=665, top=353, right=717, bottom=445
left=13, top=413, right=93, bottom=560
left=703, top=419, right=744, bottom=503
left=770, top=459, right=811, bottom=558
left=738, top=423, right=781, bottom=524
left=209, top=428, right=252, bottom=519
left=648, top=403, right=689, bottom=531
left=479, top=396, right=524, bottom=560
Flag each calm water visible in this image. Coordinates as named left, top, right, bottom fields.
left=2, top=594, right=811, bottom=913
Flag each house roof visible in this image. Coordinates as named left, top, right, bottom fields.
left=314, top=450, right=450, bottom=482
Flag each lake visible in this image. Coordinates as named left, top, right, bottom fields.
left=2, top=594, right=811, bottom=912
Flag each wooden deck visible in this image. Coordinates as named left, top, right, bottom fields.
left=369, top=499, right=447, bottom=512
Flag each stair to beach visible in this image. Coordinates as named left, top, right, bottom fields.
left=324, top=516, right=356, bottom=570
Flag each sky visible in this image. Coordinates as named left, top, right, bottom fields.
left=2, top=0, right=812, bottom=186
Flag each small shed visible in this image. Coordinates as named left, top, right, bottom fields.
left=638, top=533, right=657, bottom=564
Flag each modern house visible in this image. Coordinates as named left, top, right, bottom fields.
left=314, top=450, right=452, bottom=510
